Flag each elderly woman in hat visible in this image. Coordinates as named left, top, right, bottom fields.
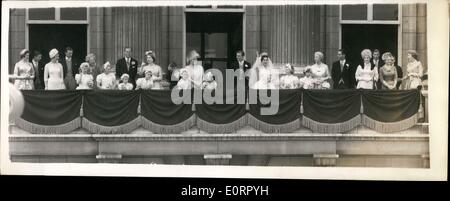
left=96, top=61, right=117, bottom=90
left=139, top=50, right=163, bottom=90
left=118, top=73, right=134, bottom=90
left=379, top=52, right=398, bottom=90
left=355, top=49, right=378, bottom=89
left=13, top=49, right=35, bottom=90
left=403, top=50, right=424, bottom=90
left=75, top=62, right=94, bottom=90
left=44, top=49, right=65, bottom=90
left=185, top=50, right=204, bottom=89
left=309, top=51, right=331, bottom=89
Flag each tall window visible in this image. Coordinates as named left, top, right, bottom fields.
left=27, top=7, right=88, bottom=22
left=341, top=4, right=399, bottom=23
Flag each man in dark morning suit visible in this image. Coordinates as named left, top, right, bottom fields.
left=371, top=49, right=385, bottom=89
left=30, top=50, right=45, bottom=89
left=116, top=47, right=138, bottom=89
left=60, top=47, right=79, bottom=89
left=229, top=50, right=252, bottom=93
left=332, top=49, right=355, bottom=89
left=60, top=47, right=79, bottom=79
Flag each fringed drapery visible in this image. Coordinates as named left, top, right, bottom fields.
left=14, top=90, right=82, bottom=134
left=302, top=90, right=361, bottom=133
left=82, top=90, right=140, bottom=134
left=361, top=89, right=420, bottom=133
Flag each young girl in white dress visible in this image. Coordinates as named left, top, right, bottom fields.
left=299, top=68, right=315, bottom=89
left=118, top=73, right=134, bottom=90
left=136, top=70, right=154, bottom=90
left=75, top=62, right=94, bottom=90
left=201, top=72, right=218, bottom=90
left=176, top=68, right=192, bottom=90
left=96, top=61, right=117, bottom=90
left=44, top=49, right=66, bottom=90
left=279, top=63, right=300, bottom=89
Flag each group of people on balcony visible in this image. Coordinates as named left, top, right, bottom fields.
left=12, top=46, right=424, bottom=91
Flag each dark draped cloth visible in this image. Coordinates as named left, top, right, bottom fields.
left=362, top=89, right=420, bottom=133
left=15, top=90, right=82, bottom=133
left=195, top=89, right=247, bottom=133
left=302, top=89, right=361, bottom=133
left=141, top=90, right=195, bottom=133
left=82, top=90, right=140, bottom=134
left=248, top=89, right=301, bottom=133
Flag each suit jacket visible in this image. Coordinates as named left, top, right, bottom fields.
left=332, top=60, right=354, bottom=89
left=31, top=60, right=45, bottom=89
left=116, top=57, right=138, bottom=86
left=371, top=59, right=385, bottom=69
left=230, top=60, right=252, bottom=72
left=60, top=57, right=79, bottom=78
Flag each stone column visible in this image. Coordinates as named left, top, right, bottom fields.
left=313, top=154, right=339, bottom=166
left=421, top=154, right=429, bottom=168
left=204, top=154, right=232, bottom=165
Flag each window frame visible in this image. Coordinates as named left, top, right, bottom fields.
left=26, top=7, right=89, bottom=24
left=339, top=4, right=400, bottom=24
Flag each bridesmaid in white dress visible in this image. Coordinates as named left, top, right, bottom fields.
left=13, top=49, right=35, bottom=90
left=176, top=68, right=192, bottom=90
left=403, top=50, right=424, bottom=90
left=309, top=51, right=331, bottom=89
left=248, top=52, right=277, bottom=89
left=96, top=61, right=117, bottom=90
left=355, top=49, right=378, bottom=89
left=75, top=62, right=94, bottom=90
left=279, top=63, right=300, bottom=89
left=139, top=51, right=163, bottom=90
left=44, top=49, right=66, bottom=90
left=135, top=70, right=154, bottom=90
left=118, top=74, right=134, bottom=90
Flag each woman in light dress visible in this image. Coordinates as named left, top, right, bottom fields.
left=75, top=62, right=94, bottom=90
left=136, top=70, right=154, bottom=90
left=118, top=73, right=134, bottom=90
left=44, top=49, right=66, bottom=90
left=379, top=52, right=398, bottom=90
left=13, top=49, right=35, bottom=90
left=85, top=53, right=102, bottom=89
left=96, top=61, right=117, bottom=90
left=248, top=52, right=277, bottom=89
left=402, top=50, right=424, bottom=90
left=139, top=51, right=163, bottom=90
left=185, top=50, right=204, bottom=89
left=309, top=51, right=331, bottom=89
left=279, top=63, right=300, bottom=89
left=355, top=49, right=378, bottom=89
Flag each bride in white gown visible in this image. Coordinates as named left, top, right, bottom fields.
left=44, top=49, right=66, bottom=90
left=248, top=52, right=278, bottom=89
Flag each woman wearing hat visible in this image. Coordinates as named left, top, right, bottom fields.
left=44, top=49, right=65, bottom=90
left=403, top=50, right=424, bottom=90
left=96, top=61, right=117, bottom=90
left=379, top=52, right=398, bottom=90
left=140, top=51, right=163, bottom=90
left=355, top=49, right=378, bottom=90
left=13, top=49, right=35, bottom=90
left=185, top=50, right=204, bottom=89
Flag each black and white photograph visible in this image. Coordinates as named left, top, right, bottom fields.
left=1, top=0, right=448, bottom=182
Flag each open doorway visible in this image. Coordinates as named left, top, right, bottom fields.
left=28, top=24, right=87, bottom=65
left=341, top=24, right=398, bottom=65
left=185, top=12, right=243, bottom=72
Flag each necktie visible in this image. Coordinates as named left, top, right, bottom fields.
left=126, top=58, right=130, bottom=71
left=340, top=61, right=344, bottom=72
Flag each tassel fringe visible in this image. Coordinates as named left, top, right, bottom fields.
left=197, top=115, right=247, bottom=134
left=247, top=114, right=300, bottom=133
left=14, top=117, right=81, bottom=134
left=362, top=114, right=418, bottom=133
left=82, top=117, right=141, bottom=134
left=302, top=115, right=361, bottom=133
left=141, top=115, right=196, bottom=134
